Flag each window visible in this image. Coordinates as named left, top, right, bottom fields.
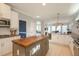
left=47, top=25, right=51, bottom=33
left=57, top=25, right=61, bottom=33
left=52, top=26, right=56, bottom=31
left=36, top=21, right=41, bottom=34
left=51, top=25, right=68, bottom=34
left=62, top=25, right=67, bottom=34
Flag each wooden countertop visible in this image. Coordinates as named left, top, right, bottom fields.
left=12, top=35, right=47, bottom=48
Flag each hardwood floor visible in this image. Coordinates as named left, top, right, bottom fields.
left=46, top=42, right=72, bottom=56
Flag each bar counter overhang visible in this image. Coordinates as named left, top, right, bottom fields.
left=12, top=35, right=49, bottom=56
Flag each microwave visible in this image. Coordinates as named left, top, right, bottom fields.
left=0, top=20, right=10, bottom=25
left=0, top=20, right=10, bottom=27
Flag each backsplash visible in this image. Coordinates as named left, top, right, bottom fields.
left=0, top=28, right=10, bottom=35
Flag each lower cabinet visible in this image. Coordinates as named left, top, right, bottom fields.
left=51, top=34, right=70, bottom=45
left=0, top=39, right=6, bottom=55
left=0, top=36, right=20, bottom=56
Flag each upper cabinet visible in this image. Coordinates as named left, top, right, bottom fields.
left=0, top=3, right=11, bottom=20
left=10, top=11, right=19, bottom=34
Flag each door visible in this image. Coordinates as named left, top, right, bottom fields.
left=19, top=20, right=26, bottom=38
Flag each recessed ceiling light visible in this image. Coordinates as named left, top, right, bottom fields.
left=36, top=16, right=40, bottom=18
left=42, top=3, right=46, bottom=6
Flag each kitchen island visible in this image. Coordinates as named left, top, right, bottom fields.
left=12, top=35, right=49, bottom=56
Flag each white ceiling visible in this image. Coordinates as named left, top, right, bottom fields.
left=8, top=3, right=79, bottom=23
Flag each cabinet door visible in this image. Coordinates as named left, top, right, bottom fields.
left=0, top=3, right=11, bottom=19
left=0, top=40, right=1, bottom=55
left=0, top=39, right=4, bottom=55
left=0, top=39, right=7, bottom=55
left=6, top=38, right=12, bottom=52
left=51, top=34, right=58, bottom=43
left=10, top=11, right=19, bottom=34
left=0, top=38, right=12, bottom=55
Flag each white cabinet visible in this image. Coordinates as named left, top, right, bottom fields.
left=0, top=38, right=10, bottom=55
left=10, top=11, right=19, bottom=34
left=51, top=33, right=73, bottom=45
left=9, top=36, right=20, bottom=53
left=0, top=3, right=11, bottom=19
left=51, top=34, right=69, bottom=45
left=0, top=36, right=20, bottom=56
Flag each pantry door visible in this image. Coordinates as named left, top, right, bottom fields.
left=19, top=20, right=26, bottom=38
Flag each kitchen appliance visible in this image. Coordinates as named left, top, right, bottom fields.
left=0, top=20, right=10, bottom=27
left=71, top=20, right=79, bottom=56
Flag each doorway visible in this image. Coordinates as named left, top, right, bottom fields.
left=19, top=20, right=26, bottom=38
